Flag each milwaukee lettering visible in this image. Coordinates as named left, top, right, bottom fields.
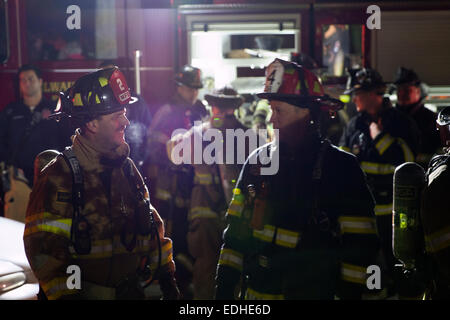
left=43, top=81, right=76, bottom=93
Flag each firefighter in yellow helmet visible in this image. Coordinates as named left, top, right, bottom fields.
left=420, top=106, right=450, bottom=299
left=23, top=67, right=180, bottom=299
left=215, top=59, right=380, bottom=299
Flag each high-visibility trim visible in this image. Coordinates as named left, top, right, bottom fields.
left=246, top=287, right=284, bottom=300
left=275, top=228, right=300, bottom=248
left=253, top=225, right=275, bottom=243
left=218, top=248, right=243, bottom=271
left=42, top=277, right=79, bottom=300
left=425, top=225, right=450, bottom=253
left=174, top=196, right=189, bottom=208
left=24, top=212, right=72, bottom=239
left=227, top=199, right=244, bottom=218
left=374, top=203, right=392, bottom=216
left=360, top=162, right=396, bottom=175
left=189, top=207, right=219, bottom=220
left=375, top=134, right=395, bottom=155
left=341, top=263, right=367, bottom=285
left=149, top=241, right=173, bottom=268
left=397, top=138, right=415, bottom=162
left=339, top=216, right=377, bottom=234
left=155, top=188, right=171, bottom=201
left=194, top=172, right=219, bottom=185
left=339, top=146, right=351, bottom=153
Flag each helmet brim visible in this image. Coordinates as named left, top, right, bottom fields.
left=175, top=80, right=203, bottom=89
left=256, top=92, right=344, bottom=111
left=204, top=94, right=244, bottom=109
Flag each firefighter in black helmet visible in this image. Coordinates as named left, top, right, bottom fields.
left=420, top=106, right=450, bottom=299
left=339, top=67, right=420, bottom=298
left=146, top=65, right=208, bottom=298
left=216, top=59, right=379, bottom=300
left=393, top=67, right=441, bottom=169
left=24, top=67, right=180, bottom=299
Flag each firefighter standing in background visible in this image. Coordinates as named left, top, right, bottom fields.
left=393, top=67, right=441, bottom=168
left=146, top=65, right=208, bottom=298
left=0, top=65, right=72, bottom=221
left=339, top=68, right=419, bottom=298
left=216, top=59, right=380, bottom=300
left=168, top=86, right=259, bottom=299
left=420, top=106, right=450, bottom=299
left=23, top=67, right=179, bottom=299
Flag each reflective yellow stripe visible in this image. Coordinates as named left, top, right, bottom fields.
left=339, top=146, right=351, bottom=153
left=42, top=277, right=78, bottom=300
left=425, top=225, right=450, bottom=253
left=227, top=199, right=244, bottom=218
left=155, top=188, right=171, bottom=201
left=375, top=134, right=395, bottom=155
left=149, top=241, right=173, bottom=268
left=341, top=263, right=367, bottom=285
left=189, top=207, right=218, bottom=220
left=275, top=228, right=300, bottom=248
left=24, top=212, right=71, bottom=239
left=246, top=287, right=284, bottom=300
left=339, top=216, right=377, bottom=234
left=218, top=248, right=243, bottom=271
left=194, top=173, right=219, bottom=185
left=397, top=138, right=415, bottom=162
left=361, top=162, right=396, bottom=175
left=375, top=203, right=392, bottom=216
left=253, top=225, right=275, bottom=242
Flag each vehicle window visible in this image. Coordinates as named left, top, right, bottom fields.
left=0, top=0, right=8, bottom=63
left=26, top=0, right=118, bottom=62
left=322, top=24, right=362, bottom=77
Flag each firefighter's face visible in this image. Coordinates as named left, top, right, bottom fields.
left=270, top=100, right=312, bottom=142
left=352, top=90, right=383, bottom=116
left=94, top=108, right=130, bottom=149
left=397, top=84, right=421, bottom=106
left=19, top=70, right=43, bottom=98
left=177, top=85, right=199, bottom=105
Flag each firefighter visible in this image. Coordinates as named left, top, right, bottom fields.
left=420, top=106, right=450, bottom=299
left=215, top=59, right=380, bottom=300
left=0, top=64, right=72, bottom=221
left=339, top=68, right=419, bottom=298
left=168, top=86, right=260, bottom=299
left=146, top=65, right=208, bottom=298
left=23, top=67, right=179, bottom=300
left=393, top=67, right=441, bottom=168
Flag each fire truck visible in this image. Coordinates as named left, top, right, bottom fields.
left=1, top=0, right=450, bottom=115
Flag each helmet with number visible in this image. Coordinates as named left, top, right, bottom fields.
left=344, top=68, right=386, bottom=95
left=51, top=67, right=137, bottom=122
left=256, top=58, right=343, bottom=113
left=437, top=107, right=450, bottom=148
left=175, top=65, right=203, bottom=89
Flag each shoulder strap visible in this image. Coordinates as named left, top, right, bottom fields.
left=310, top=139, right=331, bottom=225
left=61, top=147, right=91, bottom=254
